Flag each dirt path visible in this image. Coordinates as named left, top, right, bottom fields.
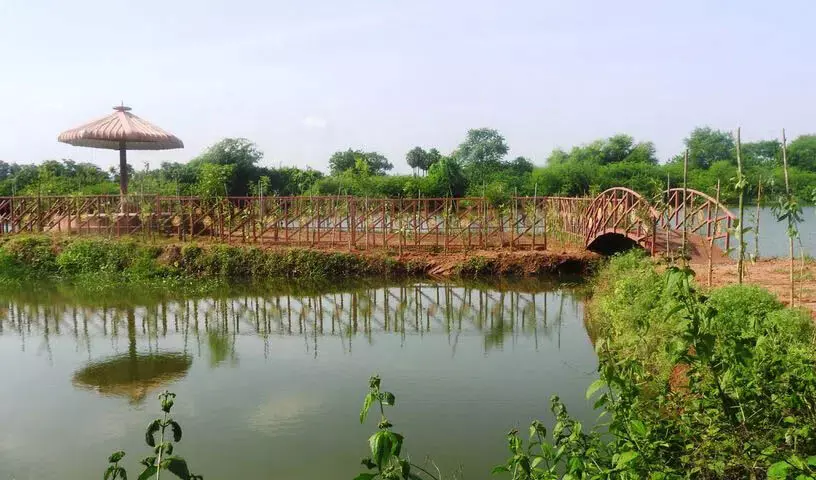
left=691, top=257, right=816, bottom=316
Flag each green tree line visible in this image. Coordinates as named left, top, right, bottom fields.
left=3, top=127, right=816, bottom=203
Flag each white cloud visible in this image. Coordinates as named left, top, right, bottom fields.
left=302, top=116, right=328, bottom=129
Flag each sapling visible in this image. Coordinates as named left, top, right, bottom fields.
left=774, top=129, right=802, bottom=306
left=105, top=391, right=202, bottom=480
left=357, top=375, right=441, bottom=480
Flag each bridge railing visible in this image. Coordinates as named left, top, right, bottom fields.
left=0, top=195, right=591, bottom=251
left=660, top=188, right=735, bottom=253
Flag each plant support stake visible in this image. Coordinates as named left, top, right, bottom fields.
left=735, top=127, right=745, bottom=284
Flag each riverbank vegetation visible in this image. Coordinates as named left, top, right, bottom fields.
left=568, top=252, right=816, bottom=478
left=0, top=236, right=594, bottom=293
left=0, top=236, right=423, bottom=291
left=3, top=127, right=816, bottom=204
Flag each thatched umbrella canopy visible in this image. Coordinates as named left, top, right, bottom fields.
left=58, top=105, right=183, bottom=196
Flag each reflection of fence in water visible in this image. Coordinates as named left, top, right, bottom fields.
left=0, top=285, right=581, bottom=357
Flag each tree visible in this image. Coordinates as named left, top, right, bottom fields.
left=406, top=147, right=427, bottom=176
left=547, top=148, right=570, bottom=165
left=786, top=135, right=816, bottom=171
left=328, top=149, right=359, bottom=174
left=623, top=141, right=658, bottom=164
left=426, top=148, right=442, bottom=171
left=681, top=127, right=735, bottom=169
left=742, top=140, right=781, bottom=167
left=329, top=149, right=393, bottom=175
left=545, top=136, right=656, bottom=166
left=456, top=128, right=508, bottom=175
left=190, top=138, right=264, bottom=195
left=362, top=152, right=393, bottom=175
left=601, top=134, right=636, bottom=164
left=0, top=161, right=12, bottom=181
left=426, top=157, right=467, bottom=197
left=196, top=163, right=235, bottom=198
left=508, top=156, right=534, bottom=175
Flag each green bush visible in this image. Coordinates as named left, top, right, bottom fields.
left=585, top=253, right=816, bottom=477
left=1, top=236, right=57, bottom=273
left=56, top=238, right=137, bottom=274
left=707, top=283, right=782, bottom=332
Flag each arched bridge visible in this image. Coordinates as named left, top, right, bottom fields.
left=0, top=190, right=734, bottom=257
left=563, top=187, right=736, bottom=257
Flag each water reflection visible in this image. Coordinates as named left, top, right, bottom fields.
left=0, top=282, right=582, bottom=361
left=72, top=352, right=192, bottom=404
left=0, top=280, right=593, bottom=480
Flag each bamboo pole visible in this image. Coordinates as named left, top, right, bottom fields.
left=754, top=176, right=762, bottom=261
left=665, top=173, right=670, bottom=255
left=531, top=183, right=537, bottom=251
left=736, top=127, right=745, bottom=284
left=782, top=129, right=794, bottom=305
left=682, top=150, right=689, bottom=260
left=708, top=180, right=721, bottom=287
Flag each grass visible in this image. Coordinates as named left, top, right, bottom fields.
left=0, top=235, right=428, bottom=294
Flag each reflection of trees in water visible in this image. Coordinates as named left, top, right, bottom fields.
left=0, top=284, right=581, bottom=357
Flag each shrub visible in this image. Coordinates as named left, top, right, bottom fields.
left=56, top=238, right=136, bottom=274
left=1, top=236, right=57, bottom=273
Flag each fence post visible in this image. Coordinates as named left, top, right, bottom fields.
left=543, top=199, right=548, bottom=250
left=349, top=196, right=356, bottom=251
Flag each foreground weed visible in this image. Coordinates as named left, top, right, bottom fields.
left=105, top=391, right=202, bottom=480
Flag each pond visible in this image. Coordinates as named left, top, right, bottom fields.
left=745, top=206, right=816, bottom=258
left=0, top=280, right=598, bottom=479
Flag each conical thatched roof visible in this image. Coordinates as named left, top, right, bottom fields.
left=58, top=106, right=183, bottom=151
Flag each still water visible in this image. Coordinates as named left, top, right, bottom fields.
left=0, top=281, right=597, bottom=479
left=743, top=206, right=816, bottom=258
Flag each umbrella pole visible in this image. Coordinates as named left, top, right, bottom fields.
left=119, top=141, right=128, bottom=197
left=119, top=141, right=127, bottom=216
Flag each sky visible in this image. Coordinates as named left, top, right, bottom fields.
left=1, top=0, right=814, bottom=174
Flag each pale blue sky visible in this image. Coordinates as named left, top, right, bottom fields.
left=1, top=0, right=814, bottom=173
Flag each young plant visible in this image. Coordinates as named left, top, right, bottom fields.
left=105, top=391, right=202, bottom=480
left=357, top=375, right=440, bottom=480
left=776, top=129, right=801, bottom=305
left=105, top=451, right=127, bottom=480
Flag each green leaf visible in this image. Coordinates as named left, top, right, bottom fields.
left=491, top=465, right=509, bottom=475
left=145, top=419, right=161, bottom=447
left=360, top=392, right=376, bottom=424
left=630, top=420, right=647, bottom=437
left=388, top=432, right=404, bottom=457
left=380, top=391, right=396, bottom=406
left=400, top=459, right=411, bottom=478
left=169, top=420, right=183, bottom=442
left=164, top=456, right=191, bottom=480
left=767, top=461, right=790, bottom=479
left=105, top=465, right=116, bottom=480
left=808, top=455, right=816, bottom=467
left=117, top=467, right=128, bottom=480
left=369, top=431, right=393, bottom=468
left=586, top=379, right=605, bottom=400
left=531, top=456, right=544, bottom=469
left=615, top=451, right=639, bottom=469
left=137, top=466, right=158, bottom=480
left=108, top=451, right=126, bottom=463
left=353, top=474, right=377, bottom=480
